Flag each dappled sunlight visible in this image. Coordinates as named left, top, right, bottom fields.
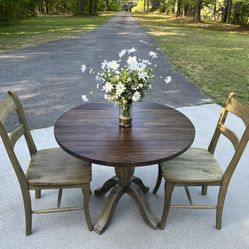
left=0, top=15, right=112, bottom=52
left=148, top=30, right=185, bottom=36
left=135, top=13, right=249, bottom=34
left=0, top=55, right=26, bottom=59
left=222, top=47, right=243, bottom=51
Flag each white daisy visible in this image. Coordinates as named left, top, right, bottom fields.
left=106, top=60, right=120, bottom=71
left=116, top=82, right=126, bottom=97
left=127, top=56, right=138, bottom=71
left=137, top=62, right=146, bottom=72
left=149, top=51, right=158, bottom=59
left=119, top=49, right=126, bottom=58
left=138, top=71, right=148, bottom=80
left=165, top=76, right=172, bottom=84
left=128, top=47, right=137, bottom=54
left=82, top=95, right=89, bottom=102
left=95, top=75, right=102, bottom=81
left=81, top=64, right=86, bottom=73
left=142, top=59, right=151, bottom=65
left=102, top=82, right=114, bottom=93
left=132, top=91, right=141, bottom=102
left=101, top=60, right=108, bottom=69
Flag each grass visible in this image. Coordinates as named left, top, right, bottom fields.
left=0, top=13, right=114, bottom=52
left=134, top=13, right=249, bottom=104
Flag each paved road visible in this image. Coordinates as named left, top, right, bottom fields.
left=0, top=12, right=211, bottom=130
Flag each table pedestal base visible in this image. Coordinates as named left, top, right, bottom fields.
left=94, top=167, right=158, bottom=235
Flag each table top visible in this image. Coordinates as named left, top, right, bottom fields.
left=54, top=103, right=195, bottom=167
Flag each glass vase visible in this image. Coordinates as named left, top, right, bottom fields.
left=119, top=101, right=133, bottom=127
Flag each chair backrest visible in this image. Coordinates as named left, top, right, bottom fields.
left=208, top=93, right=249, bottom=183
left=0, top=91, right=37, bottom=189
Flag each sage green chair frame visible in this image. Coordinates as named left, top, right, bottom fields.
left=153, top=93, right=249, bottom=229
left=0, top=91, right=93, bottom=235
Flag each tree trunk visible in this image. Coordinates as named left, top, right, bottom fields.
left=175, top=0, right=181, bottom=17
left=93, top=0, right=98, bottom=14
left=214, top=0, right=217, bottom=20
left=89, top=0, right=93, bottom=14
left=193, top=0, right=202, bottom=22
left=105, top=0, right=109, bottom=10
left=183, top=0, right=188, bottom=16
left=227, top=0, right=232, bottom=23
left=44, top=0, right=49, bottom=14
left=144, top=0, right=146, bottom=11
left=223, top=0, right=232, bottom=23
left=79, top=0, right=84, bottom=14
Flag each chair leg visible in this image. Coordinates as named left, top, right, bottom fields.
left=35, top=189, right=41, bottom=199
left=153, top=164, right=162, bottom=194
left=216, top=184, right=228, bottom=230
left=159, top=181, right=174, bottom=230
left=184, top=186, right=193, bottom=205
left=57, top=189, right=63, bottom=208
left=22, top=189, right=32, bottom=236
left=82, top=184, right=93, bottom=231
left=201, top=185, right=208, bottom=195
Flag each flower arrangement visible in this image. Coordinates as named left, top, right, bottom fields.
left=81, top=47, right=172, bottom=127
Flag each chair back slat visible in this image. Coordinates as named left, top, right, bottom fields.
left=208, top=92, right=249, bottom=184
left=218, top=124, right=239, bottom=150
left=0, top=91, right=37, bottom=183
left=227, top=98, right=249, bottom=126
left=0, top=97, right=16, bottom=124
left=9, top=124, right=25, bottom=148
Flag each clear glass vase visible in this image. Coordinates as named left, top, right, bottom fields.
left=119, top=101, right=133, bottom=127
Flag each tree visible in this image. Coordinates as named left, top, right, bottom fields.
left=223, top=0, right=233, bottom=22
left=193, top=0, right=202, bottom=21
left=175, top=0, right=181, bottom=16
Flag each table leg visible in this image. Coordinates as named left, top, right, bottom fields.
left=131, top=176, right=150, bottom=194
left=94, top=167, right=158, bottom=234
left=126, top=183, right=158, bottom=229
left=94, top=176, right=118, bottom=197
left=94, top=184, right=125, bottom=234
left=95, top=174, right=149, bottom=197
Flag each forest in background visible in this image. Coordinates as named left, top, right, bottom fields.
left=0, top=0, right=121, bottom=23
left=0, top=0, right=248, bottom=25
left=133, top=0, right=249, bottom=24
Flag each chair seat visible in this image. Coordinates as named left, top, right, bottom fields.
left=161, top=148, right=223, bottom=184
left=27, top=148, right=91, bottom=187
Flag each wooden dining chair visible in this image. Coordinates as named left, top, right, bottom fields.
left=0, top=90, right=93, bottom=235
left=153, top=92, right=249, bottom=229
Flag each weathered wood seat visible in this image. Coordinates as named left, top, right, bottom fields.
left=153, top=93, right=249, bottom=230
left=161, top=148, right=223, bottom=183
left=27, top=148, right=91, bottom=187
left=0, top=91, right=93, bottom=236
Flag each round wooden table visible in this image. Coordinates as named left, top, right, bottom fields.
left=54, top=103, right=195, bottom=234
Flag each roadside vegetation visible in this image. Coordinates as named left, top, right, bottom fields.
left=0, top=14, right=113, bottom=52
left=135, top=13, right=249, bottom=104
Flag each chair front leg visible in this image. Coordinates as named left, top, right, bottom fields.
left=21, top=189, right=32, bottom=236
left=153, top=164, right=163, bottom=194
left=159, top=181, right=174, bottom=230
left=82, top=184, right=93, bottom=231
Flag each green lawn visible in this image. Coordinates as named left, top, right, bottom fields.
left=0, top=13, right=114, bottom=52
left=134, top=13, right=249, bottom=104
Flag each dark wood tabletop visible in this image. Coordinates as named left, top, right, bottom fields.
left=54, top=103, right=195, bottom=167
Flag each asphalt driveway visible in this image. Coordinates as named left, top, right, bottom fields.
left=0, top=12, right=211, bottom=129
